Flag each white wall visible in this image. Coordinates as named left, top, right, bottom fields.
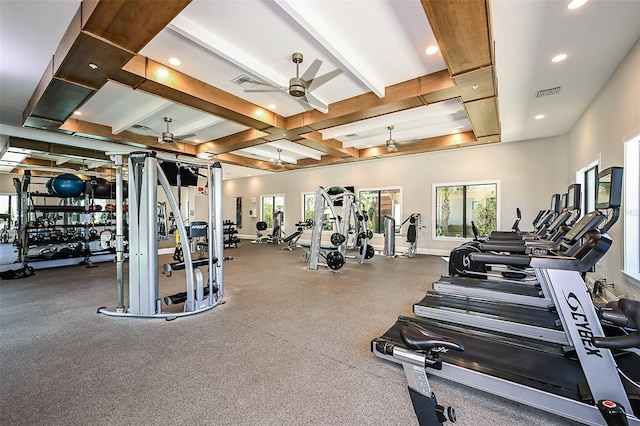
left=223, top=134, right=569, bottom=254
left=567, top=38, right=640, bottom=297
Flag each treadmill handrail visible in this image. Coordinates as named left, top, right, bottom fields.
left=472, top=229, right=612, bottom=272
left=594, top=299, right=640, bottom=350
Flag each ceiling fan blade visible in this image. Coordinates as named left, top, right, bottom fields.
left=300, top=58, right=322, bottom=83
left=307, top=69, right=342, bottom=91
left=167, top=140, right=180, bottom=150
left=298, top=91, right=328, bottom=114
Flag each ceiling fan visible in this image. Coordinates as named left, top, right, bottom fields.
left=130, top=117, right=195, bottom=150
left=271, top=149, right=284, bottom=167
left=386, top=126, right=398, bottom=152
left=244, top=52, right=342, bottom=113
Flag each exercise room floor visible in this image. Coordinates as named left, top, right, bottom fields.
left=0, top=241, right=580, bottom=425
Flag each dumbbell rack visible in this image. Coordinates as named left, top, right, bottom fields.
left=223, top=220, right=240, bottom=248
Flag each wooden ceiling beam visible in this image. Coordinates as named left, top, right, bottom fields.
left=297, top=132, right=360, bottom=158
left=293, top=155, right=355, bottom=169
left=8, top=137, right=110, bottom=161
left=213, top=153, right=276, bottom=171
left=359, top=131, right=477, bottom=159
left=118, top=55, right=288, bottom=132
left=284, top=70, right=456, bottom=131
left=420, top=0, right=492, bottom=76
left=196, top=129, right=270, bottom=155
left=82, top=0, right=192, bottom=53
left=19, top=157, right=114, bottom=176
left=23, top=1, right=192, bottom=130
left=464, top=97, right=501, bottom=138
left=60, top=118, right=196, bottom=155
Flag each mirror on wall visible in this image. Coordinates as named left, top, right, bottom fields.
left=236, top=197, right=242, bottom=229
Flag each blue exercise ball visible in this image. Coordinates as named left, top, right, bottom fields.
left=52, top=173, right=84, bottom=198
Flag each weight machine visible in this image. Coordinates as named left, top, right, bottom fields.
left=383, top=213, right=423, bottom=258
left=98, top=151, right=224, bottom=319
left=305, top=186, right=374, bottom=271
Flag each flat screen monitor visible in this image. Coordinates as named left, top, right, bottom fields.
left=160, top=162, right=199, bottom=187
left=327, top=186, right=355, bottom=206
left=596, top=167, right=623, bottom=209
left=560, top=193, right=568, bottom=211
left=550, top=193, right=561, bottom=212
left=566, top=183, right=581, bottom=210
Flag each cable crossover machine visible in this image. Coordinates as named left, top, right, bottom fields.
left=98, top=151, right=225, bottom=319
left=304, top=186, right=374, bottom=271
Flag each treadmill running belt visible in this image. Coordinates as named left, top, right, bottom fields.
left=415, top=292, right=561, bottom=329
left=434, top=275, right=543, bottom=298
left=379, top=316, right=585, bottom=401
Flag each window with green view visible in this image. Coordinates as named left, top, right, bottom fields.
left=435, top=183, right=497, bottom=238
left=358, top=188, right=401, bottom=234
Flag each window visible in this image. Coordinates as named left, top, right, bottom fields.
left=434, top=182, right=498, bottom=238
left=584, top=164, right=599, bottom=214
left=358, top=188, right=401, bottom=234
left=302, top=192, right=333, bottom=231
left=261, top=194, right=284, bottom=228
left=624, top=133, right=640, bottom=284
left=303, top=193, right=316, bottom=222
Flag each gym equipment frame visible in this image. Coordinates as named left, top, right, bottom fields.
left=98, top=151, right=224, bottom=319
left=306, top=186, right=373, bottom=271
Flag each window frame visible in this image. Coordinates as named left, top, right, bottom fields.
left=623, top=132, right=640, bottom=286
left=357, top=186, right=402, bottom=235
left=260, top=193, right=285, bottom=229
left=575, top=158, right=600, bottom=218
left=431, top=180, right=500, bottom=241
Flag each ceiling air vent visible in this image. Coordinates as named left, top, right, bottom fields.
left=536, top=86, right=561, bottom=98
left=231, top=74, right=258, bottom=89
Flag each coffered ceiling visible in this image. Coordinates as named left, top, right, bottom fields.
left=0, top=0, right=638, bottom=180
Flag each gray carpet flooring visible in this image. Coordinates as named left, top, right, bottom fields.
left=0, top=242, right=579, bottom=425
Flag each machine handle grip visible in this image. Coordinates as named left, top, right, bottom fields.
left=594, top=299, right=640, bottom=350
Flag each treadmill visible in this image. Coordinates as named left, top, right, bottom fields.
left=372, top=167, right=638, bottom=425
left=433, top=207, right=607, bottom=309
left=373, top=231, right=639, bottom=424
left=413, top=185, right=595, bottom=345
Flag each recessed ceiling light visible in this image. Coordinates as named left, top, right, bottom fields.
left=73, top=111, right=82, bottom=115
left=567, top=0, right=588, bottom=10
left=472, top=84, right=479, bottom=90
left=425, top=45, right=439, bottom=55
left=88, top=63, right=98, bottom=69
left=535, top=114, right=545, bottom=120
left=194, top=139, right=200, bottom=143
left=168, top=57, right=181, bottom=66
left=268, top=104, right=276, bottom=110
left=367, top=144, right=373, bottom=148
left=552, top=53, right=568, bottom=63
